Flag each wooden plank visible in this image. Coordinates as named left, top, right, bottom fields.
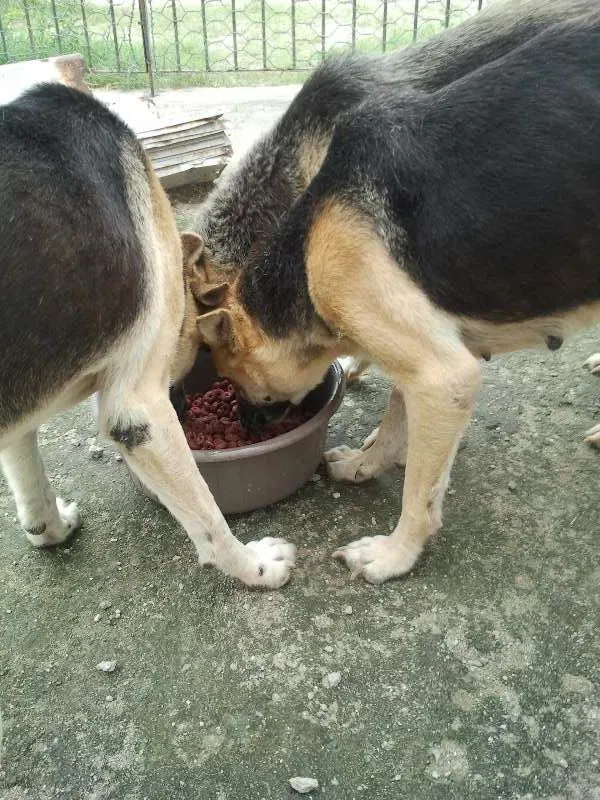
left=136, top=116, right=225, bottom=140
left=141, top=129, right=228, bottom=151
left=158, top=158, right=229, bottom=190
left=151, top=144, right=232, bottom=170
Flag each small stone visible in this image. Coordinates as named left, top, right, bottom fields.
left=508, top=481, right=517, bottom=492
left=172, top=555, right=181, bottom=562
left=114, top=609, right=121, bottom=619
left=332, top=492, right=341, bottom=499
left=323, top=645, right=334, bottom=653
left=342, top=605, right=353, bottom=615
left=71, top=440, right=81, bottom=447
left=96, top=660, right=117, bottom=673
left=93, top=614, right=101, bottom=623
left=311, top=474, right=321, bottom=482
left=88, top=444, right=104, bottom=460
left=105, top=695, right=114, bottom=702
left=322, top=671, right=342, bottom=689
left=99, top=600, right=112, bottom=611
left=289, top=777, right=319, bottom=794
left=114, top=453, right=123, bottom=463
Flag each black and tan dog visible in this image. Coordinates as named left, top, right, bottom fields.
left=195, top=12, right=600, bottom=584
left=0, top=84, right=295, bottom=588
left=193, top=0, right=597, bottom=383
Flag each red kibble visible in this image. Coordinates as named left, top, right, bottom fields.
left=182, top=379, right=311, bottom=451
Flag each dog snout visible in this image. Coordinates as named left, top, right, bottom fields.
left=237, top=396, right=291, bottom=431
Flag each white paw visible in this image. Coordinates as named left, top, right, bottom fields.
left=196, top=541, right=216, bottom=567
left=245, top=536, right=297, bottom=589
left=585, top=422, right=600, bottom=447
left=585, top=353, right=600, bottom=375
left=324, top=428, right=385, bottom=483
left=324, top=445, right=375, bottom=483
left=339, top=356, right=369, bottom=384
left=26, top=498, right=81, bottom=547
left=333, top=534, right=423, bottom=584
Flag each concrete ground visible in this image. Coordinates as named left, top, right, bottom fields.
left=2, top=331, right=600, bottom=800
left=1, top=91, right=600, bottom=800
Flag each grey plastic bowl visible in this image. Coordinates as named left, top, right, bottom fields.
left=128, top=350, right=345, bottom=514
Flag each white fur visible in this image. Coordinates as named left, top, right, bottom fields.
left=0, top=142, right=296, bottom=589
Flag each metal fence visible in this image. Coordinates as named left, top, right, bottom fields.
left=0, top=0, right=487, bottom=87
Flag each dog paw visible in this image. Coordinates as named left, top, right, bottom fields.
left=339, top=356, right=370, bottom=384
left=585, top=422, right=600, bottom=447
left=333, top=535, right=422, bottom=584
left=244, top=537, right=297, bottom=588
left=324, top=429, right=382, bottom=483
left=196, top=541, right=216, bottom=568
left=585, top=353, right=600, bottom=375
left=25, top=498, right=81, bottom=547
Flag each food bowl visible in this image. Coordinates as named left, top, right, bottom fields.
left=127, top=349, right=345, bottom=514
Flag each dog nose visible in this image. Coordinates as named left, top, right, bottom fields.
left=237, top=397, right=291, bottom=431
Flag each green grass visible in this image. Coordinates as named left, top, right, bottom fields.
left=0, top=0, right=484, bottom=89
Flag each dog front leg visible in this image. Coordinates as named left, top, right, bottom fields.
left=0, top=430, right=80, bottom=546
left=324, top=388, right=408, bottom=482
left=100, top=392, right=296, bottom=588
left=334, top=353, right=481, bottom=583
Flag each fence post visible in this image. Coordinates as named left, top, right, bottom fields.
left=138, top=0, right=156, bottom=97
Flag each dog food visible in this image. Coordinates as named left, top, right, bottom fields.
left=183, top=379, right=311, bottom=450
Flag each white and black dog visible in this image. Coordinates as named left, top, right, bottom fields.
left=0, top=84, right=295, bottom=588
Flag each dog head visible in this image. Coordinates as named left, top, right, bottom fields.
left=195, top=282, right=339, bottom=411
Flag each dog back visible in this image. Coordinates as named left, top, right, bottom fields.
left=314, top=13, right=600, bottom=322
left=0, top=84, right=149, bottom=429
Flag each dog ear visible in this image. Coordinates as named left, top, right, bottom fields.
left=193, top=282, right=229, bottom=308
left=180, top=232, right=204, bottom=271
left=197, top=309, right=233, bottom=348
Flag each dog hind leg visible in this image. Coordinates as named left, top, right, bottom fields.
left=324, top=388, right=408, bottom=481
left=0, top=430, right=80, bottom=546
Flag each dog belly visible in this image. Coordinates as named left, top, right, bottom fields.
left=460, top=301, right=600, bottom=358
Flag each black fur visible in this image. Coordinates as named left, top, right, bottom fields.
left=546, top=336, right=563, bottom=351
left=241, top=13, right=600, bottom=333
left=196, top=0, right=596, bottom=282
left=109, top=422, right=151, bottom=451
left=24, top=523, right=47, bottom=535
left=0, top=84, right=148, bottom=429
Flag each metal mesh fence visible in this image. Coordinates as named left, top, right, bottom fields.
left=0, top=0, right=487, bottom=84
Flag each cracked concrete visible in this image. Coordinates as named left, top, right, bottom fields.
left=1, top=329, right=600, bottom=799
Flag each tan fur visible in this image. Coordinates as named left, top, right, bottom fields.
left=199, top=198, right=481, bottom=582
left=195, top=194, right=600, bottom=584
left=1, top=143, right=296, bottom=588
left=461, top=303, right=600, bottom=356
left=297, top=134, right=332, bottom=190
